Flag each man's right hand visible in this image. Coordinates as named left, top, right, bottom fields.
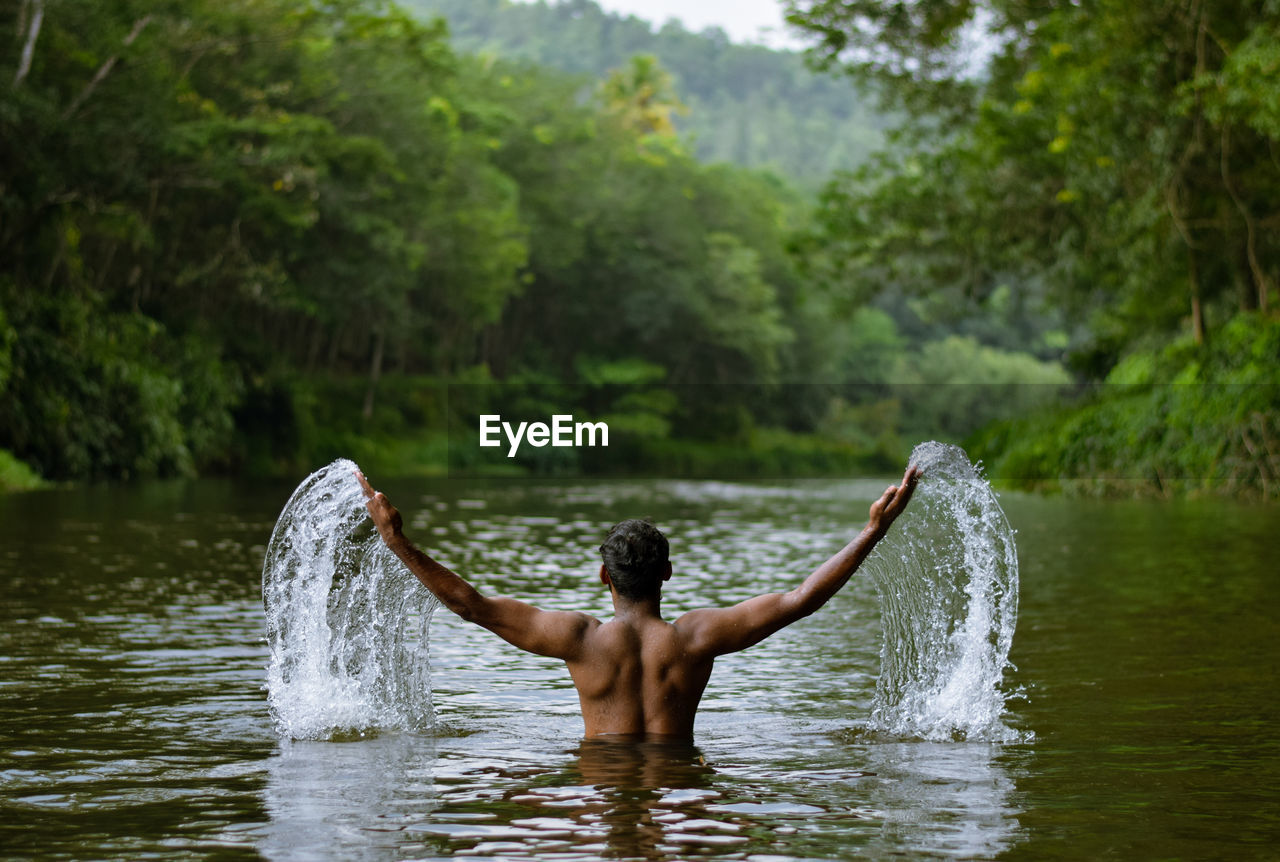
left=868, top=464, right=921, bottom=537
left=356, top=470, right=405, bottom=548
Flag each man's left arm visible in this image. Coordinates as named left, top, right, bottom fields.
left=676, top=464, right=920, bottom=657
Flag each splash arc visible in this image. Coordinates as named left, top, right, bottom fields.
left=262, top=458, right=440, bottom=739
left=865, top=441, right=1028, bottom=742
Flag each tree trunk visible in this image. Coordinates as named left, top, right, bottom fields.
left=98, top=241, right=118, bottom=295
left=362, top=329, right=385, bottom=421
left=1220, top=124, right=1272, bottom=314
left=306, top=319, right=324, bottom=375
left=327, top=325, right=342, bottom=371
left=13, top=0, right=44, bottom=88
left=1236, top=243, right=1256, bottom=313
left=1188, top=249, right=1205, bottom=345
left=43, top=224, right=65, bottom=289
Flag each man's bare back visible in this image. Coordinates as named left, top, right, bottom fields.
left=562, top=614, right=713, bottom=737
left=357, top=467, right=919, bottom=740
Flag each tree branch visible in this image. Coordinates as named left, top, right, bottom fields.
left=60, top=14, right=153, bottom=120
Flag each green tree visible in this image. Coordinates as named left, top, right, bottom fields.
left=405, top=0, right=890, bottom=185
left=0, top=0, right=528, bottom=478
left=787, top=0, right=1280, bottom=359
left=599, top=54, right=688, bottom=140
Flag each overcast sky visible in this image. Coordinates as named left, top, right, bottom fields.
left=517, top=0, right=808, bottom=49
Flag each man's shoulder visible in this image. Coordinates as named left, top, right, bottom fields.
left=671, top=606, right=719, bottom=631
left=551, top=608, right=601, bottom=630
left=559, top=610, right=605, bottom=642
left=669, top=608, right=726, bottom=655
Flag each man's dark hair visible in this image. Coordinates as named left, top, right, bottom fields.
left=599, top=519, right=670, bottom=600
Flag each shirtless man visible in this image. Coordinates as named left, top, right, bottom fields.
left=356, top=466, right=920, bottom=740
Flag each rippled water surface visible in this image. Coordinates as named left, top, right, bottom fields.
left=1, top=477, right=1276, bottom=859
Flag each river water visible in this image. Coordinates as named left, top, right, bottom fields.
left=1, top=476, right=1276, bottom=859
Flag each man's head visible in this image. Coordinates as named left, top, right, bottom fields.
left=599, top=519, right=670, bottom=601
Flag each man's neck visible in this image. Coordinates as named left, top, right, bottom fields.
left=610, top=593, right=663, bottom=621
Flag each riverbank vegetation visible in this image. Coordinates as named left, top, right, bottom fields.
left=973, top=315, right=1280, bottom=497
left=1, top=0, right=1276, bottom=496
left=785, top=0, right=1280, bottom=498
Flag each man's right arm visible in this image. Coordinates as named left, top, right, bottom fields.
left=676, top=465, right=920, bottom=658
left=357, top=472, right=595, bottom=660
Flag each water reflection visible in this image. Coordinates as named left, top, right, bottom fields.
left=845, top=734, right=1024, bottom=858
left=251, top=723, right=1025, bottom=861
left=259, top=734, right=440, bottom=861
left=521, top=738, right=722, bottom=860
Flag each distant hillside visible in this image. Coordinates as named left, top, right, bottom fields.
left=402, top=0, right=888, bottom=186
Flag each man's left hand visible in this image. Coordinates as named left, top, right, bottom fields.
left=356, top=470, right=405, bottom=547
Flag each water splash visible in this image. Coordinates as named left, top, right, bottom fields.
left=864, top=442, right=1028, bottom=742
left=262, top=459, right=440, bottom=739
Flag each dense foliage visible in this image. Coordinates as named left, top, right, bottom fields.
left=2, top=0, right=1273, bottom=496
left=4, top=0, right=521, bottom=479
left=404, top=0, right=890, bottom=186
left=1, top=0, right=979, bottom=483
left=788, top=0, right=1280, bottom=355
left=973, top=316, right=1280, bottom=497
left=787, top=0, right=1280, bottom=496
